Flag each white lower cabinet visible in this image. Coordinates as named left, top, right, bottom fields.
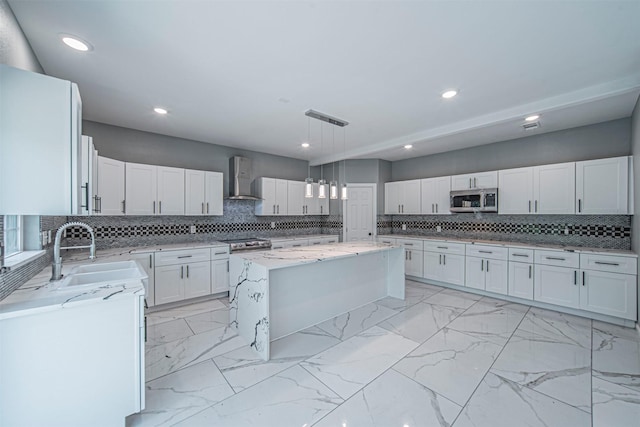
left=465, top=245, right=508, bottom=295
left=211, top=247, right=231, bottom=294
left=509, top=261, right=534, bottom=300
left=183, top=261, right=211, bottom=299
left=405, top=249, right=423, bottom=277
left=128, top=252, right=156, bottom=306
left=534, top=264, right=580, bottom=309
left=155, top=264, right=185, bottom=305
left=423, top=249, right=465, bottom=286
left=580, top=270, right=636, bottom=320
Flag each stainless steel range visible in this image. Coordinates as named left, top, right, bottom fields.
left=221, top=238, right=272, bottom=252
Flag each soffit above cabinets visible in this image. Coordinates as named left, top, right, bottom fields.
left=8, top=0, right=640, bottom=164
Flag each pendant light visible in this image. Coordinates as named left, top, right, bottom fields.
left=304, top=116, right=314, bottom=198
left=329, top=126, right=338, bottom=199
left=318, top=122, right=328, bottom=199
left=341, top=127, right=348, bottom=200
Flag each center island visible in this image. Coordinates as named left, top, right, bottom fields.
left=229, top=241, right=405, bottom=360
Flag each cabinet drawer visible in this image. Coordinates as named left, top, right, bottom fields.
left=423, top=240, right=466, bottom=255
left=580, top=253, right=637, bottom=275
left=308, top=237, right=324, bottom=246
left=378, top=237, right=397, bottom=245
left=534, top=250, right=579, bottom=268
left=155, top=248, right=211, bottom=266
left=211, top=246, right=230, bottom=260
left=508, top=248, right=534, bottom=262
left=320, top=236, right=339, bottom=244
left=396, top=238, right=424, bottom=250
left=466, top=244, right=508, bottom=260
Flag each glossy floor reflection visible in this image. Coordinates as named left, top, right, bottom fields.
left=127, top=279, right=640, bottom=427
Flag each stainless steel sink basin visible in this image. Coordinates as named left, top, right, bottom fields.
left=56, top=261, right=147, bottom=289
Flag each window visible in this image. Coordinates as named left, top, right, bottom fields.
left=4, top=215, right=23, bottom=257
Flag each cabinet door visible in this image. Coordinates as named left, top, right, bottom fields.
left=128, top=252, right=156, bottom=306
left=441, top=254, right=466, bottom=286
left=157, top=166, right=185, bottom=215
left=185, top=169, right=205, bottom=215
left=317, top=186, right=329, bottom=216
left=400, top=180, right=421, bottom=214
left=534, top=265, right=579, bottom=309
left=433, top=176, right=451, bottom=214
left=533, top=162, right=575, bottom=214
left=580, top=270, right=636, bottom=320
left=484, top=258, right=508, bottom=295
left=576, top=157, right=629, bottom=214
left=184, top=261, right=211, bottom=299
left=498, top=167, right=534, bottom=214
left=205, top=171, right=223, bottom=215
left=255, top=178, right=276, bottom=215
left=421, top=178, right=438, bottom=214
left=423, top=252, right=441, bottom=281
left=384, top=182, right=400, bottom=214
left=211, top=258, right=229, bottom=294
left=287, top=181, right=305, bottom=215
left=275, top=179, right=288, bottom=215
left=79, top=136, right=95, bottom=215
left=97, top=156, right=125, bottom=215
left=154, top=264, right=184, bottom=305
left=125, top=163, right=157, bottom=215
left=465, top=257, right=485, bottom=290
left=405, top=249, right=423, bottom=277
left=451, top=174, right=475, bottom=191
left=474, top=171, right=498, bottom=189
left=508, top=262, right=533, bottom=300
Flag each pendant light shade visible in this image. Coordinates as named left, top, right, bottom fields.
left=341, top=183, right=348, bottom=200
left=318, top=179, right=327, bottom=199
left=330, top=180, right=338, bottom=199
left=305, top=177, right=314, bottom=198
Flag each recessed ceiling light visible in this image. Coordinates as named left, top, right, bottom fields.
left=61, top=35, right=92, bottom=51
left=525, top=114, right=540, bottom=122
left=301, top=142, right=310, bottom=148
left=154, top=107, right=168, bottom=115
left=404, top=144, right=413, bottom=149
left=441, top=90, right=458, bottom=99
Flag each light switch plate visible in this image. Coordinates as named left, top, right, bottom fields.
left=402, top=224, right=407, bottom=230
left=190, top=225, right=196, bottom=234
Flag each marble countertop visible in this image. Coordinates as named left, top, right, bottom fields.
left=378, top=235, right=637, bottom=257
left=0, top=241, right=229, bottom=320
left=269, top=234, right=339, bottom=242
left=230, top=241, right=400, bottom=270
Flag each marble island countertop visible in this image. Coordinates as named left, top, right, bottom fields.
left=379, top=235, right=637, bottom=257
left=0, top=241, right=229, bottom=320
left=230, top=241, right=400, bottom=270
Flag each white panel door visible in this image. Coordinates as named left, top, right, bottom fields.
left=465, top=257, right=485, bottom=290
left=128, top=252, right=155, bottom=306
left=211, top=258, right=229, bottom=294
left=580, top=270, right=636, bottom=320
left=125, top=163, right=157, bottom=215
left=533, top=162, right=575, bottom=214
left=185, top=169, right=205, bottom=215
left=79, top=135, right=95, bottom=215
left=576, top=156, right=629, bottom=214
left=384, top=182, right=401, bottom=214
left=498, top=167, right=534, bottom=214
left=184, top=261, right=211, bottom=299
left=154, top=264, right=184, bottom=305
left=534, top=265, right=579, bottom=309
left=275, top=179, right=288, bottom=215
left=345, top=185, right=374, bottom=242
left=423, top=252, right=442, bottom=282
left=441, top=254, right=466, bottom=286
left=484, top=258, right=508, bottom=295
left=287, top=181, right=304, bottom=215
left=255, top=177, right=276, bottom=215
left=157, top=166, right=185, bottom=215
left=96, top=156, right=125, bottom=215
left=405, top=249, right=423, bottom=277
left=508, top=262, right=534, bottom=300
left=204, top=171, right=223, bottom=215
left=400, top=179, right=421, bottom=214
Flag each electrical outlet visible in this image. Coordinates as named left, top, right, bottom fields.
left=564, top=227, right=569, bottom=235
left=271, top=222, right=276, bottom=229
left=48, top=230, right=52, bottom=244
left=42, top=231, right=48, bottom=246
left=436, top=226, right=442, bottom=233
left=190, top=225, right=196, bottom=234
left=402, top=224, right=407, bottom=230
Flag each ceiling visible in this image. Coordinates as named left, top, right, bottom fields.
left=8, top=0, right=640, bottom=165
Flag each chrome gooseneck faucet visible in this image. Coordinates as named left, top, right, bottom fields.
left=51, top=222, right=96, bottom=281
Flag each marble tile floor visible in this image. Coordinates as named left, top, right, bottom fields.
left=127, top=279, right=640, bottom=427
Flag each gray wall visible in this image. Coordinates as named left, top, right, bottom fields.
left=0, top=0, right=43, bottom=73
left=631, top=96, right=640, bottom=322
left=83, top=120, right=309, bottom=195
left=391, top=119, right=631, bottom=181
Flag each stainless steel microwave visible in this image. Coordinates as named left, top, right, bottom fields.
left=450, top=188, right=498, bottom=213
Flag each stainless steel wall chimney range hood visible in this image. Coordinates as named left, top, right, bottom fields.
left=227, top=156, right=261, bottom=200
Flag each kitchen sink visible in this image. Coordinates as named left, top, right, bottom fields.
left=56, top=261, right=147, bottom=289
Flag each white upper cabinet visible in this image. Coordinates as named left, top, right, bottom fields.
left=79, top=135, right=97, bottom=215
left=534, top=162, right=575, bottom=214
left=255, top=177, right=288, bottom=216
left=156, top=166, right=185, bottom=215
left=125, top=163, right=157, bottom=215
left=451, top=171, right=498, bottom=191
left=303, top=183, right=328, bottom=215
left=95, top=156, right=125, bottom=215
left=499, top=162, right=575, bottom=214
left=384, top=179, right=421, bottom=214
left=287, top=181, right=305, bottom=215
left=0, top=65, right=82, bottom=214
left=420, top=176, right=451, bottom=214
left=576, top=156, right=630, bottom=214
left=185, top=170, right=224, bottom=216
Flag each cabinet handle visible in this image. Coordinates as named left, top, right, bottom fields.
left=227, top=261, right=229, bottom=272
left=439, top=254, right=442, bottom=264
left=404, top=243, right=414, bottom=246
left=481, top=259, right=484, bottom=271
left=186, top=265, right=189, bottom=278
left=436, top=246, right=448, bottom=249
left=277, top=205, right=280, bottom=214
left=178, top=255, right=193, bottom=259
left=512, top=253, right=529, bottom=258
left=432, top=203, right=434, bottom=213
left=93, top=195, right=99, bottom=213
left=144, top=316, right=147, bottom=342
left=474, top=177, right=477, bottom=187
left=528, top=200, right=531, bottom=213
left=149, top=254, right=152, bottom=268
left=546, top=256, right=566, bottom=261
left=582, top=271, right=585, bottom=286
left=409, top=251, right=412, bottom=260
left=202, top=202, right=205, bottom=214
left=529, top=265, right=532, bottom=279
left=122, top=200, right=126, bottom=214
left=214, top=251, right=227, bottom=255
left=535, top=200, right=538, bottom=213
left=405, top=251, right=408, bottom=260
left=292, top=244, right=302, bottom=247
left=443, top=254, right=446, bottom=265
left=99, top=196, right=102, bottom=213
left=207, top=202, right=210, bottom=214
left=159, top=201, right=162, bottom=214
left=273, top=204, right=276, bottom=214
left=573, top=270, right=577, bottom=285
left=82, top=183, right=89, bottom=210
left=486, top=260, right=489, bottom=272
left=469, top=178, right=472, bottom=189
left=479, top=250, right=493, bottom=254
left=435, top=203, right=438, bottom=213
left=398, top=204, right=401, bottom=213
left=153, top=201, right=156, bottom=214
left=594, top=261, right=620, bottom=266
left=181, top=266, right=184, bottom=279
left=320, top=205, right=323, bottom=214
left=578, top=199, right=582, bottom=213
